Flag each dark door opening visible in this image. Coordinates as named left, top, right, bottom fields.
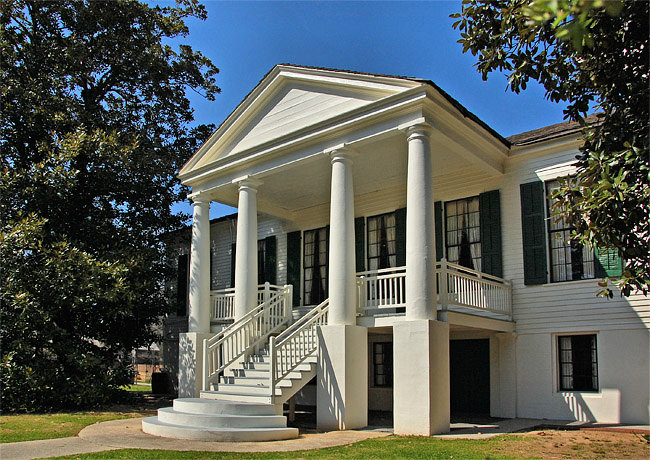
left=450, top=339, right=490, bottom=415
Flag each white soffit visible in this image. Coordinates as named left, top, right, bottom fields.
left=178, top=65, right=422, bottom=179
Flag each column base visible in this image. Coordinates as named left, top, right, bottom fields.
left=317, top=324, right=368, bottom=431
left=393, top=319, right=450, bottom=435
left=178, top=332, right=213, bottom=398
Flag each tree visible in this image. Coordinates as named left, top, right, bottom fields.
left=452, top=0, right=649, bottom=296
left=0, top=0, right=219, bottom=411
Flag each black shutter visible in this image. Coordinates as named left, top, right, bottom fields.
left=595, top=247, right=623, bottom=278
left=395, top=207, right=407, bottom=267
left=479, top=190, right=503, bottom=278
left=264, top=236, right=277, bottom=284
left=355, top=217, right=365, bottom=272
left=520, top=181, right=548, bottom=285
left=434, top=201, right=443, bottom=262
left=230, top=243, right=236, bottom=288
left=176, top=254, right=189, bottom=316
left=287, top=231, right=301, bottom=306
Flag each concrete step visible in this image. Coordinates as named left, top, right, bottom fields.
left=200, top=390, right=273, bottom=404
left=213, top=383, right=283, bottom=396
left=141, top=417, right=298, bottom=442
left=157, top=407, right=287, bottom=428
left=173, top=398, right=277, bottom=416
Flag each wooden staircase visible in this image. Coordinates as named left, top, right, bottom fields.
left=142, top=292, right=328, bottom=442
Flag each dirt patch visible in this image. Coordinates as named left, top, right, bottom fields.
left=491, top=429, right=649, bottom=459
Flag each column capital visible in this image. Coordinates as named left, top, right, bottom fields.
left=399, top=120, right=435, bottom=142
left=232, top=175, right=262, bottom=191
left=189, top=192, right=210, bottom=205
left=325, top=144, right=355, bottom=165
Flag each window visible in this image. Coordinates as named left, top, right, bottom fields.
left=546, top=180, right=595, bottom=282
left=445, top=196, right=481, bottom=271
left=367, top=212, right=397, bottom=270
left=373, top=342, right=393, bottom=387
left=304, top=227, right=328, bottom=305
left=257, top=239, right=266, bottom=285
left=558, top=335, right=598, bottom=391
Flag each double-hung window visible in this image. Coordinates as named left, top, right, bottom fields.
left=367, top=212, right=397, bottom=271
left=546, top=180, right=595, bottom=282
left=445, top=196, right=482, bottom=271
left=558, top=334, right=598, bottom=391
left=303, top=227, right=328, bottom=305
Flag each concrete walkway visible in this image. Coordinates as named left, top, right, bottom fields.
left=2, top=417, right=648, bottom=460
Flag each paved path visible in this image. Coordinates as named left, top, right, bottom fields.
left=2, top=417, right=648, bottom=460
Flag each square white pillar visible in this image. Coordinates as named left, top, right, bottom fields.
left=490, top=332, right=517, bottom=418
left=317, top=324, right=368, bottom=430
left=177, top=332, right=212, bottom=398
left=393, top=319, right=450, bottom=435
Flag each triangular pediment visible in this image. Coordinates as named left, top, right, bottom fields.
left=179, top=65, right=422, bottom=178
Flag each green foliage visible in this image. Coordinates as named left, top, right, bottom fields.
left=0, top=0, right=219, bottom=411
left=453, top=0, right=649, bottom=296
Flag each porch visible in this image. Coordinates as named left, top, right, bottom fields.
left=209, top=259, right=513, bottom=329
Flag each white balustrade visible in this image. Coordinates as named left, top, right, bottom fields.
left=202, top=284, right=293, bottom=391
left=210, top=282, right=285, bottom=321
left=355, top=260, right=512, bottom=319
left=268, top=299, right=329, bottom=402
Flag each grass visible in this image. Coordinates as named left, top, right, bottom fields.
left=124, top=383, right=152, bottom=392
left=51, top=435, right=530, bottom=459
left=0, top=411, right=144, bottom=443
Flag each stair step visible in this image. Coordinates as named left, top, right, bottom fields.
left=219, top=375, right=296, bottom=386
left=173, top=398, right=277, bottom=416
left=157, top=407, right=287, bottom=428
left=141, top=417, right=298, bottom=442
left=212, top=383, right=283, bottom=396
left=200, top=390, right=273, bottom=404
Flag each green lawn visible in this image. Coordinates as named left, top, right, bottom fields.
left=0, top=412, right=143, bottom=443
left=50, top=435, right=529, bottom=459
left=125, top=383, right=152, bottom=392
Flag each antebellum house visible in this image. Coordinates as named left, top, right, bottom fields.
left=142, top=64, right=649, bottom=441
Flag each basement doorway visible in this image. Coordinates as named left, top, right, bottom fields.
left=450, top=339, right=490, bottom=415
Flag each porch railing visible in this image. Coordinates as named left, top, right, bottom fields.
left=202, top=284, right=293, bottom=391
left=356, top=259, right=512, bottom=319
left=436, top=259, right=512, bottom=317
left=268, top=298, right=329, bottom=403
left=210, top=282, right=285, bottom=321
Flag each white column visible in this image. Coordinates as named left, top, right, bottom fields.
left=405, top=123, right=437, bottom=320
left=188, top=195, right=211, bottom=333
left=234, top=177, right=261, bottom=321
left=327, top=148, right=356, bottom=326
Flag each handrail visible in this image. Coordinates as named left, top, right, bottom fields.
left=268, top=299, right=329, bottom=402
left=202, top=284, right=293, bottom=391
left=210, top=282, right=286, bottom=321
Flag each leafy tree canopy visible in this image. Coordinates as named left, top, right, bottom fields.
left=0, top=0, right=218, bottom=411
left=453, top=0, right=649, bottom=296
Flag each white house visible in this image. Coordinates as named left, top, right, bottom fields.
left=142, top=64, right=649, bottom=441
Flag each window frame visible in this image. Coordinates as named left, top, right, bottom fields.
left=303, top=226, right=328, bottom=306
left=366, top=211, right=397, bottom=271
left=373, top=341, right=393, bottom=388
left=444, top=195, right=482, bottom=272
left=556, top=333, right=599, bottom=392
left=545, top=179, right=596, bottom=283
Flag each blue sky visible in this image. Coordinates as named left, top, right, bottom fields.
left=172, top=1, right=568, bottom=219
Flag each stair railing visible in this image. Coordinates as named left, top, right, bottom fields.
left=268, top=298, right=329, bottom=403
left=202, top=284, right=293, bottom=391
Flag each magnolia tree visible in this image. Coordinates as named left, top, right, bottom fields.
left=0, top=0, right=219, bottom=410
left=453, top=0, right=649, bottom=296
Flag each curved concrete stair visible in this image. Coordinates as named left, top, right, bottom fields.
left=141, top=398, right=298, bottom=441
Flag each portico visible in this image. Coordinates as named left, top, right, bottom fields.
left=176, top=64, right=510, bottom=436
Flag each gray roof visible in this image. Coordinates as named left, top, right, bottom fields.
left=507, top=113, right=601, bottom=146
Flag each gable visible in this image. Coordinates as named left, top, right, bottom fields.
left=180, top=66, right=422, bottom=177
